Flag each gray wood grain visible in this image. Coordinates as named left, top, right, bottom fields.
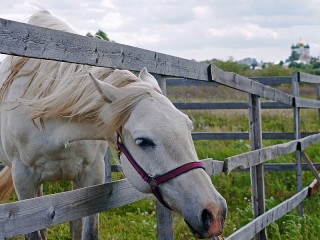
left=166, top=76, right=292, bottom=86
left=224, top=140, right=298, bottom=173
left=248, top=94, right=267, bottom=239
left=209, top=65, right=293, bottom=106
left=191, top=132, right=317, bottom=141
left=299, top=133, right=320, bottom=150
left=299, top=72, right=320, bottom=84
left=295, top=98, right=320, bottom=109
left=292, top=71, right=303, bottom=216
left=201, top=159, right=224, bottom=175
left=226, top=187, right=309, bottom=240
left=174, top=102, right=291, bottom=110
left=0, top=18, right=209, bottom=80
left=0, top=180, right=149, bottom=238
left=224, top=133, right=320, bottom=173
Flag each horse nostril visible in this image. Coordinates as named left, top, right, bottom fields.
left=201, top=209, right=213, bottom=232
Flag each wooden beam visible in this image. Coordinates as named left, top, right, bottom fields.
left=166, top=76, right=292, bottom=86
left=299, top=72, right=320, bottom=84
left=0, top=180, right=149, bottom=238
left=201, top=159, right=224, bottom=175
left=191, top=132, right=317, bottom=141
left=226, top=187, right=309, bottom=240
left=209, top=65, right=293, bottom=106
left=221, top=133, right=320, bottom=173
left=0, top=18, right=209, bottom=80
left=224, top=140, right=298, bottom=173
left=295, top=98, right=320, bottom=109
left=299, top=133, right=320, bottom=150
left=174, top=102, right=291, bottom=110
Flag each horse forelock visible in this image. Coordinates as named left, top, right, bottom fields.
left=28, top=9, right=75, bottom=33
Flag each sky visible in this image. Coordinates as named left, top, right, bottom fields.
left=1, top=0, right=320, bottom=63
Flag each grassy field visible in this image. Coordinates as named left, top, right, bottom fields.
left=7, top=82, right=320, bottom=239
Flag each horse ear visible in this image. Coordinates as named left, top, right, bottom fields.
left=89, top=73, right=120, bottom=103
left=138, top=67, right=162, bottom=93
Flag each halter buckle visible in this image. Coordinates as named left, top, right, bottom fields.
left=147, top=176, right=157, bottom=186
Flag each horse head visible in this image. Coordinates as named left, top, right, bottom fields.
left=90, top=69, right=227, bottom=238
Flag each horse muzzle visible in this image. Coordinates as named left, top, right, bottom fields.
left=185, top=201, right=227, bottom=239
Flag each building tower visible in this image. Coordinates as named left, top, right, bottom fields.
left=291, top=39, right=311, bottom=63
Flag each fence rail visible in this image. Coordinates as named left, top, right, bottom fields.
left=1, top=17, right=320, bottom=239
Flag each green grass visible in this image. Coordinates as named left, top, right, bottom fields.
left=6, top=84, right=320, bottom=239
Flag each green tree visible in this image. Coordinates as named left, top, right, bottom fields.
left=203, top=59, right=250, bottom=75
left=288, top=51, right=300, bottom=62
left=86, top=29, right=110, bottom=41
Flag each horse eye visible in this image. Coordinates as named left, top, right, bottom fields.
left=135, top=138, right=156, bottom=149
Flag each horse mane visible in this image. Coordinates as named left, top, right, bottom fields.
left=0, top=10, right=154, bottom=139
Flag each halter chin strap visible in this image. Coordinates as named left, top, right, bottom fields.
left=116, top=134, right=205, bottom=210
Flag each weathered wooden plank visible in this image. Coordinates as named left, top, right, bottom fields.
left=192, top=132, right=249, bottom=140
left=224, top=133, right=320, bottom=173
left=191, top=132, right=317, bottom=141
left=251, top=77, right=292, bottom=85
left=226, top=187, right=309, bottom=240
left=224, top=140, right=298, bottom=173
left=104, top=148, right=112, bottom=183
left=238, top=163, right=320, bottom=172
left=292, top=71, right=303, bottom=216
left=248, top=94, right=267, bottom=240
left=209, top=65, right=293, bottom=106
left=299, top=133, right=320, bottom=150
left=265, top=163, right=320, bottom=172
left=299, top=72, right=320, bottom=84
left=0, top=18, right=209, bottom=80
left=295, top=97, right=320, bottom=109
left=166, top=78, right=218, bottom=86
left=175, top=102, right=248, bottom=110
left=174, top=102, right=291, bottom=110
left=166, top=77, right=292, bottom=86
left=156, top=201, right=174, bottom=240
left=201, top=159, right=224, bottom=175
left=0, top=180, right=149, bottom=238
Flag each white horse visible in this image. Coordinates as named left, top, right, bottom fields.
left=0, top=10, right=227, bottom=239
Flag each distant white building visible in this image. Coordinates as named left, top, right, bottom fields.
left=236, top=58, right=258, bottom=68
left=291, top=39, right=311, bottom=63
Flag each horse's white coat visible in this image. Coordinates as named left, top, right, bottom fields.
left=0, top=9, right=227, bottom=239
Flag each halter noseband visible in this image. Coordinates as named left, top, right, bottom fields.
left=116, top=134, right=205, bottom=210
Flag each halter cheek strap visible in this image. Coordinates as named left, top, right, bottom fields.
left=116, top=135, right=205, bottom=210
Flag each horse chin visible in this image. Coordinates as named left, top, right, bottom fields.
left=185, top=220, right=223, bottom=239
left=185, top=220, right=207, bottom=239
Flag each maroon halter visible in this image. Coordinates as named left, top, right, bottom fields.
left=116, top=135, right=205, bottom=210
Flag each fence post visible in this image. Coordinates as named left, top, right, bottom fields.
left=317, top=84, right=320, bottom=124
left=104, top=147, right=112, bottom=183
left=292, top=72, right=303, bottom=216
left=152, top=73, right=174, bottom=240
left=249, top=94, right=267, bottom=240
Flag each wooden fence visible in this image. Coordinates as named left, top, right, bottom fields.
left=0, top=17, right=320, bottom=239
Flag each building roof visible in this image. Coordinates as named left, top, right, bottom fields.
left=297, top=40, right=304, bottom=46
